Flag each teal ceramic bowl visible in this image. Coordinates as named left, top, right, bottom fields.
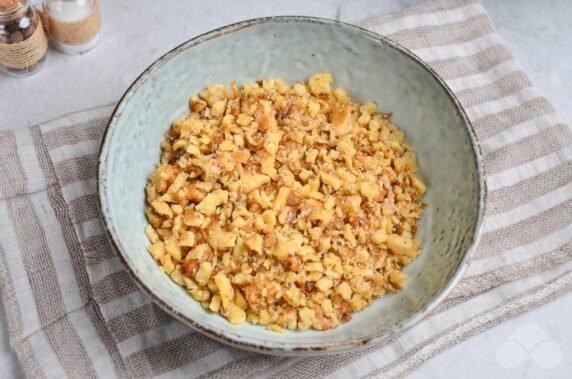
left=98, top=16, right=485, bottom=355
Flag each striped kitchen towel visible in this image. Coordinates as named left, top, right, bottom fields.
left=1, top=0, right=571, bottom=377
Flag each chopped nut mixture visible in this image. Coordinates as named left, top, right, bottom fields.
left=145, top=73, right=426, bottom=331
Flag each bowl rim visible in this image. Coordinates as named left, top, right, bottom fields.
left=98, top=15, right=486, bottom=355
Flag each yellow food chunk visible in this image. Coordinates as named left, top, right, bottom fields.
left=308, top=72, right=333, bottom=96
left=389, top=270, right=406, bottom=288
left=273, top=234, right=302, bottom=260
left=261, top=209, right=276, bottom=227
left=244, top=234, right=263, bottom=254
left=236, top=113, right=253, bottom=126
left=145, top=225, right=159, bottom=243
left=359, top=181, right=379, bottom=201
left=412, top=175, right=427, bottom=196
left=165, top=239, right=182, bottom=262
left=336, top=281, right=352, bottom=301
left=209, top=294, right=222, bottom=312
left=211, top=100, right=226, bottom=117
left=264, top=131, right=283, bottom=155
left=273, top=187, right=290, bottom=213
left=214, top=272, right=234, bottom=309
left=315, top=277, right=333, bottom=292
left=283, top=286, right=305, bottom=307
left=351, top=294, right=368, bottom=311
left=331, top=104, right=352, bottom=136
left=371, top=230, right=387, bottom=245
left=151, top=200, right=173, bottom=218
left=267, top=324, right=284, bottom=333
left=387, top=235, right=419, bottom=258
left=219, top=140, right=236, bottom=151
left=228, top=304, right=246, bottom=324
left=207, top=229, right=237, bottom=251
left=180, top=119, right=203, bottom=138
left=178, top=231, right=196, bottom=247
left=196, top=189, right=228, bottom=216
left=147, top=242, right=165, bottom=261
left=240, top=173, right=270, bottom=193
left=161, top=254, right=175, bottom=274
left=320, top=171, right=342, bottom=190
left=298, top=307, right=315, bottom=330
left=304, top=262, right=324, bottom=272
left=195, top=262, right=213, bottom=286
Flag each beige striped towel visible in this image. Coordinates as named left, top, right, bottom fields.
left=1, top=0, right=571, bottom=377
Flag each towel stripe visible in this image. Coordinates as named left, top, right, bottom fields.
left=123, top=332, right=221, bottom=378
left=99, top=291, right=152, bottom=321
left=27, top=330, right=67, bottom=378
left=485, top=124, right=572, bottom=174
left=43, top=117, right=109, bottom=150
left=0, top=199, right=41, bottom=339
left=483, top=181, right=572, bottom=233
left=457, top=70, right=532, bottom=108
left=0, top=241, right=47, bottom=379
left=474, top=97, right=555, bottom=139
left=155, top=348, right=252, bottom=379
left=470, top=223, right=572, bottom=274
left=68, top=194, right=102, bottom=224
left=0, top=130, right=27, bottom=199
left=361, top=1, right=482, bottom=35
left=118, top=323, right=194, bottom=357
left=480, top=112, right=565, bottom=154
left=54, top=154, right=98, bottom=187
left=414, top=33, right=504, bottom=62
left=428, top=44, right=514, bottom=80
left=92, top=271, right=140, bottom=305
left=486, top=162, right=572, bottom=215
left=50, top=139, right=102, bottom=165
left=107, top=303, right=174, bottom=343
left=199, top=354, right=280, bottom=379
left=446, top=60, right=521, bottom=92
left=437, top=243, right=572, bottom=312
left=384, top=14, right=494, bottom=51
left=61, top=179, right=98, bottom=204
left=489, top=145, right=572, bottom=192
left=82, top=234, right=119, bottom=265
left=478, top=199, right=572, bottom=258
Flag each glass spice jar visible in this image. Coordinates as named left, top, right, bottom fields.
left=0, top=0, right=48, bottom=76
left=43, top=0, right=101, bottom=55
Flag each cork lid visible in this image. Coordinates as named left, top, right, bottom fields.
left=0, top=0, right=18, bottom=12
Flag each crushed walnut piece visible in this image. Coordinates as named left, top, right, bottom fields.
left=144, top=73, right=426, bottom=331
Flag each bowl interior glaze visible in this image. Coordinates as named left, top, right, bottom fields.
left=98, top=17, right=484, bottom=355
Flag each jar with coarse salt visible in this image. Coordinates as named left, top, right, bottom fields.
left=43, top=0, right=101, bottom=54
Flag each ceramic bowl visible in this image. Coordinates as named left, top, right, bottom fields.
left=98, top=16, right=485, bottom=355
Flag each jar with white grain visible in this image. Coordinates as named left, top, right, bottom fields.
left=43, top=0, right=101, bottom=55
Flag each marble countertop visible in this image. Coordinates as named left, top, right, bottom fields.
left=1, top=0, right=571, bottom=377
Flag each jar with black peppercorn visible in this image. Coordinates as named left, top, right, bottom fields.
left=0, top=0, right=48, bottom=76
